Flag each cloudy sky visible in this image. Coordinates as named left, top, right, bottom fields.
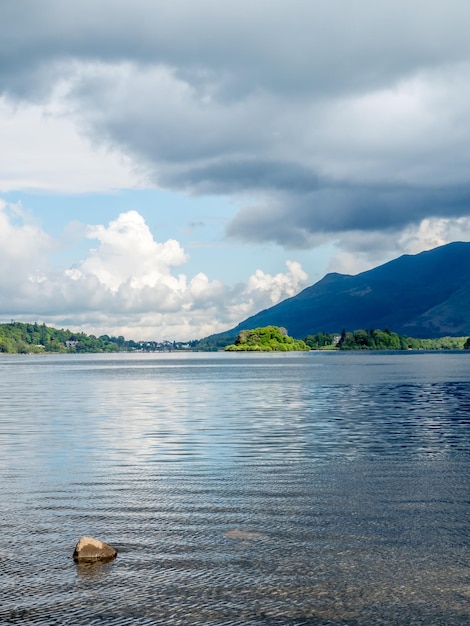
left=1, top=0, right=470, bottom=340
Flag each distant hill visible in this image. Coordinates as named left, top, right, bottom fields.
left=201, top=242, right=470, bottom=347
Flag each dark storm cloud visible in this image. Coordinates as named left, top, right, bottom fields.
left=162, top=159, right=323, bottom=195
left=227, top=185, right=470, bottom=248
left=3, top=0, right=470, bottom=100
left=2, top=0, right=470, bottom=249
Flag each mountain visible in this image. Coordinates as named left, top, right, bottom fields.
left=204, top=242, right=470, bottom=346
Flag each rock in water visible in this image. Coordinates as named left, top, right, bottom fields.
left=73, top=536, right=117, bottom=563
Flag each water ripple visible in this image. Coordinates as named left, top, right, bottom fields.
left=0, top=352, right=469, bottom=624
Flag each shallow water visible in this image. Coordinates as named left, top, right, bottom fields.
left=0, top=351, right=469, bottom=625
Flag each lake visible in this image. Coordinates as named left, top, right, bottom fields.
left=0, top=351, right=469, bottom=625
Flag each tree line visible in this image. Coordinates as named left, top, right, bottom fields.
left=0, top=321, right=468, bottom=354
left=0, top=322, right=137, bottom=354
left=305, top=328, right=470, bottom=351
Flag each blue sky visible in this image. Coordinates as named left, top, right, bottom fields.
left=1, top=1, right=470, bottom=340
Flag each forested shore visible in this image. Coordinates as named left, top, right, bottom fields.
left=0, top=321, right=469, bottom=354
left=305, top=328, right=470, bottom=351
left=0, top=322, right=137, bottom=354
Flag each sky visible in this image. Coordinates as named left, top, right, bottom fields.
left=1, top=0, right=470, bottom=341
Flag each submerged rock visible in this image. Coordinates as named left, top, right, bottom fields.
left=224, top=529, right=267, bottom=541
left=73, top=536, right=117, bottom=563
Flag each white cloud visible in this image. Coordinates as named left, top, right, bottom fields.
left=74, top=210, right=188, bottom=293
left=247, top=260, right=308, bottom=304
left=327, top=251, right=373, bottom=276
left=398, top=217, right=470, bottom=254
left=327, top=216, right=470, bottom=276
left=0, top=96, right=147, bottom=193
left=0, top=207, right=308, bottom=340
left=0, top=200, right=53, bottom=284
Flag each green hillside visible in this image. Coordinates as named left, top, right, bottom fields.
left=0, top=322, right=136, bottom=354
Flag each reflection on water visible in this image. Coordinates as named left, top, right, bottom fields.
left=0, top=351, right=469, bottom=624
left=75, top=560, right=115, bottom=581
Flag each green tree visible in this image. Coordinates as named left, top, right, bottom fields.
left=304, top=332, right=335, bottom=349
left=226, top=326, right=310, bottom=351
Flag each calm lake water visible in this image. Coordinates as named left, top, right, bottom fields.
left=0, top=351, right=469, bottom=625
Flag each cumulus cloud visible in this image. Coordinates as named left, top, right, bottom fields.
left=325, top=216, right=470, bottom=276
left=0, top=208, right=308, bottom=339
left=75, top=211, right=188, bottom=293
left=0, top=200, right=53, bottom=284
left=398, top=217, right=470, bottom=254
left=247, top=261, right=308, bottom=305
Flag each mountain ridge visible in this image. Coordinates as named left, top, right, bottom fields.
left=204, top=241, right=470, bottom=345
